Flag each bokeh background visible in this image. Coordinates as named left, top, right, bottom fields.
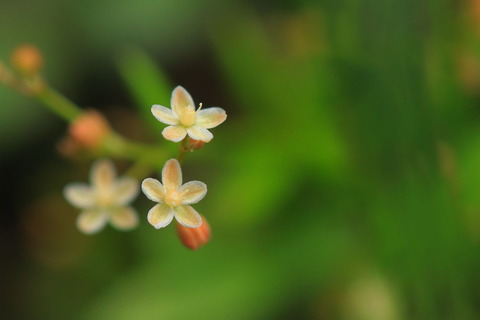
left=1, top=0, right=480, bottom=319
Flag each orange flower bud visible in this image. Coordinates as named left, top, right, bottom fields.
left=57, top=136, right=83, bottom=158
left=10, top=44, right=43, bottom=75
left=176, top=215, right=211, bottom=250
left=189, top=139, right=204, bottom=150
left=69, top=110, right=110, bottom=149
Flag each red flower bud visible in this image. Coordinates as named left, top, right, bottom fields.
left=189, top=139, right=205, bottom=150
left=69, top=110, right=110, bottom=149
left=11, top=44, right=43, bottom=75
left=176, top=215, right=211, bottom=250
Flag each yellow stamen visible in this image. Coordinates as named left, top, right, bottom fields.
left=180, top=108, right=196, bottom=127
left=165, top=190, right=181, bottom=207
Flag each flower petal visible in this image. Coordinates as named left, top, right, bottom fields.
left=162, top=125, right=187, bottom=142
left=196, top=107, right=227, bottom=129
left=179, top=181, right=207, bottom=204
left=141, top=178, right=166, bottom=202
left=171, top=86, right=195, bottom=117
left=162, top=159, right=182, bottom=191
left=151, top=105, right=179, bottom=125
left=76, top=210, right=108, bottom=234
left=147, top=203, right=174, bottom=229
left=114, top=177, right=139, bottom=206
left=64, top=183, right=95, bottom=208
left=91, top=159, right=116, bottom=190
left=110, top=206, right=138, bottom=230
left=174, top=205, right=202, bottom=228
left=186, top=126, right=213, bottom=142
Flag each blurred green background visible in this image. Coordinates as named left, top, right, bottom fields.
left=1, top=0, right=480, bottom=319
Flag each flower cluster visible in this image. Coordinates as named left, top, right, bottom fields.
left=63, top=86, right=226, bottom=249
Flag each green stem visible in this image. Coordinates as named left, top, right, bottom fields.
left=35, top=87, right=82, bottom=122
left=177, top=137, right=191, bottom=164
left=103, top=133, right=166, bottom=167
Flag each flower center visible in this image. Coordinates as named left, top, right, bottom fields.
left=96, top=188, right=113, bottom=208
left=180, top=108, right=196, bottom=127
left=165, top=190, right=181, bottom=207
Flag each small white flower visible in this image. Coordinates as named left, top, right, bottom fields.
left=151, top=86, right=227, bottom=143
left=64, top=159, right=140, bottom=234
left=141, top=158, right=206, bottom=229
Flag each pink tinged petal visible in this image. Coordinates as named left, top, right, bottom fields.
left=179, top=181, right=207, bottom=205
left=141, top=178, right=166, bottom=202
left=171, top=86, right=195, bottom=117
left=186, top=126, right=213, bottom=142
left=196, top=107, right=227, bottom=129
left=114, top=178, right=139, bottom=206
left=162, top=125, right=187, bottom=142
left=151, top=105, right=179, bottom=125
left=110, top=207, right=138, bottom=230
left=147, top=203, right=174, bottom=229
left=174, top=205, right=202, bottom=228
left=64, top=183, right=95, bottom=208
left=162, top=158, right=182, bottom=191
left=76, top=210, right=108, bottom=234
left=91, top=159, right=116, bottom=190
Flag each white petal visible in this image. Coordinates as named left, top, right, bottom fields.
left=151, top=105, right=179, bottom=125
left=147, top=203, right=174, bottom=229
left=186, top=126, right=213, bottom=142
left=64, top=183, right=95, bottom=208
left=179, top=181, right=207, bottom=204
left=171, top=86, right=195, bottom=117
left=162, top=159, right=182, bottom=191
left=174, top=205, right=202, bottom=228
left=91, top=159, right=116, bottom=190
left=110, top=207, right=138, bottom=230
left=141, top=178, right=166, bottom=202
left=76, top=210, right=108, bottom=234
left=162, top=125, right=187, bottom=142
left=114, top=177, right=139, bottom=206
left=196, top=107, right=227, bottom=129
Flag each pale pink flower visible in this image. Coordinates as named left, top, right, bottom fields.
left=64, top=159, right=139, bottom=234
left=151, top=86, right=227, bottom=143
left=141, top=158, right=206, bottom=229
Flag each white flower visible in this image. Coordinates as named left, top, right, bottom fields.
left=63, top=159, right=140, bottom=234
left=141, top=158, right=206, bottom=229
left=151, top=86, right=227, bottom=143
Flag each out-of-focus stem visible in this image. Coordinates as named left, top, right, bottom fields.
left=35, top=87, right=82, bottom=122
left=103, top=133, right=166, bottom=167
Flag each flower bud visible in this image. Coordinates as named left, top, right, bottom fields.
left=189, top=139, right=204, bottom=150
left=176, top=215, right=211, bottom=250
left=69, top=110, right=110, bottom=149
left=57, top=136, right=83, bottom=158
left=10, top=44, right=43, bottom=75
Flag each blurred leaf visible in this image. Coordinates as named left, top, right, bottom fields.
left=117, top=48, right=172, bottom=138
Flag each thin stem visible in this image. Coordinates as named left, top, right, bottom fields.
left=103, top=133, right=167, bottom=166
left=177, top=137, right=191, bottom=164
left=35, top=86, right=82, bottom=122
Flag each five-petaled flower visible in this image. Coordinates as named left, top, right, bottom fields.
left=151, top=86, right=227, bottom=143
left=64, top=159, right=140, bottom=234
left=141, top=158, right=206, bottom=229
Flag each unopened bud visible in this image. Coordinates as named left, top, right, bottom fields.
left=176, top=215, right=211, bottom=250
left=57, top=137, right=83, bottom=158
left=11, top=44, right=43, bottom=75
left=189, top=139, right=204, bottom=150
left=69, top=110, right=110, bottom=149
